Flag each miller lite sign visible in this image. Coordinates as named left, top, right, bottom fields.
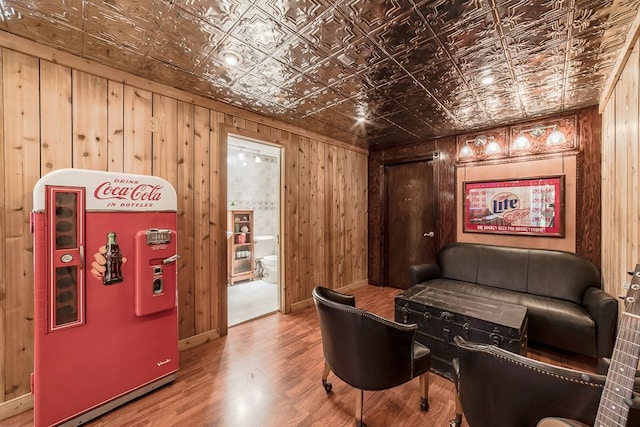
left=464, top=176, right=564, bottom=236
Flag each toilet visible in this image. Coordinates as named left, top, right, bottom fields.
left=254, top=235, right=278, bottom=283
left=261, top=255, right=278, bottom=284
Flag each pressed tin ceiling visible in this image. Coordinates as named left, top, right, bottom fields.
left=0, top=0, right=638, bottom=150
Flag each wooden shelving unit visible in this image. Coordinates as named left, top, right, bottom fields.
left=228, top=210, right=254, bottom=285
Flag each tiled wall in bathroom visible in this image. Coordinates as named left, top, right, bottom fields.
left=228, top=148, right=279, bottom=241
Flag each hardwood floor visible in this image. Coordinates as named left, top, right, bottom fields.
left=5, top=285, right=595, bottom=427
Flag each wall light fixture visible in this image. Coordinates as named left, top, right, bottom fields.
left=459, top=134, right=501, bottom=157
left=513, top=124, right=566, bottom=149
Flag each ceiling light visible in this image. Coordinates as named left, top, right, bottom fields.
left=255, top=155, right=261, bottom=163
left=219, top=50, right=242, bottom=66
left=238, top=151, right=245, bottom=160
left=480, top=75, right=495, bottom=85
left=357, top=117, right=366, bottom=123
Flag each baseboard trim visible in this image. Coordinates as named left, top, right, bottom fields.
left=178, top=330, right=221, bottom=351
left=290, top=280, right=369, bottom=312
left=0, top=393, right=33, bottom=421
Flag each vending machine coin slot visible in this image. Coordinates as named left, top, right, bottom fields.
left=134, top=229, right=177, bottom=316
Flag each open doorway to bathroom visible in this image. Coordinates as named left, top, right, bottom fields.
left=227, top=135, right=281, bottom=327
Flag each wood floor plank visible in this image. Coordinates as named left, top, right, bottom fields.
left=4, top=285, right=594, bottom=427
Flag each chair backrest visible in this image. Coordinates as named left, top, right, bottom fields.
left=454, top=336, right=604, bottom=427
left=312, top=286, right=418, bottom=391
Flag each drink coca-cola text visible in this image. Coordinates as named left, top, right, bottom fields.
left=94, top=181, right=163, bottom=202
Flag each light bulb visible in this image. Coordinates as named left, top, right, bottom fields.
left=486, top=141, right=500, bottom=154
left=546, top=130, right=566, bottom=145
left=460, top=145, right=473, bottom=157
left=513, top=135, right=530, bottom=148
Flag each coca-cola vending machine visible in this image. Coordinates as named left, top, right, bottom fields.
left=31, top=169, right=179, bottom=426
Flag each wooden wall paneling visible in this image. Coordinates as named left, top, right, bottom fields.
left=192, top=106, right=210, bottom=335
left=436, top=136, right=457, bottom=248
left=3, top=49, right=39, bottom=399
left=357, top=151, right=368, bottom=281
left=177, top=101, right=195, bottom=339
left=575, top=108, right=602, bottom=267
left=367, top=152, right=383, bottom=285
left=326, top=145, right=337, bottom=289
left=601, top=99, right=616, bottom=300
left=310, top=141, right=326, bottom=291
left=123, top=86, right=152, bottom=175
left=209, top=112, right=225, bottom=333
left=0, top=48, right=5, bottom=403
left=39, top=60, right=72, bottom=174
left=107, top=80, right=124, bottom=172
left=616, top=72, right=630, bottom=291
left=152, top=94, right=178, bottom=187
left=284, top=134, right=300, bottom=308
left=623, top=49, right=640, bottom=272
left=72, top=70, right=108, bottom=170
left=337, top=147, right=347, bottom=287
left=342, top=149, right=353, bottom=287
left=298, top=136, right=311, bottom=299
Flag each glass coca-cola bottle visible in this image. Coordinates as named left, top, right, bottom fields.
left=103, top=232, right=123, bottom=285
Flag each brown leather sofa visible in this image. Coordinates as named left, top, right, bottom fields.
left=409, top=242, right=618, bottom=358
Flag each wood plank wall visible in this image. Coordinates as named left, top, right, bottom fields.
left=601, top=40, right=640, bottom=305
left=0, top=40, right=368, bottom=409
left=368, top=106, right=602, bottom=285
left=368, top=137, right=457, bottom=285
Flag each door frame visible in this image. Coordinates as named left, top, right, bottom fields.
left=219, top=125, right=285, bottom=335
left=382, top=152, right=440, bottom=287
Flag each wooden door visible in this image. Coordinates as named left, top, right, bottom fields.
left=384, top=159, right=437, bottom=289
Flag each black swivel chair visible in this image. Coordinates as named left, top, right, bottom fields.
left=451, top=336, right=640, bottom=427
left=312, top=286, right=431, bottom=427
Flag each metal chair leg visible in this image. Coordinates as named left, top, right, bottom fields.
left=355, top=389, right=366, bottom=427
left=322, top=361, right=332, bottom=392
left=419, top=371, right=430, bottom=411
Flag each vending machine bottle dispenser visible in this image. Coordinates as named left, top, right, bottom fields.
left=31, top=169, right=179, bottom=426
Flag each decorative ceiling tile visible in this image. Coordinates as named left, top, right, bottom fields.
left=1, top=0, right=638, bottom=149
left=84, top=2, right=155, bottom=52
left=257, top=0, right=331, bottom=32
left=172, top=0, right=252, bottom=32
left=88, top=0, right=172, bottom=28
left=149, top=8, right=224, bottom=72
left=227, top=5, right=294, bottom=53
left=7, top=0, right=84, bottom=29
left=3, top=4, right=84, bottom=55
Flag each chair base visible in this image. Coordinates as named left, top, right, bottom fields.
left=321, top=361, right=430, bottom=426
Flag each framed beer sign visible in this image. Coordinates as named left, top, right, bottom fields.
left=463, top=175, right=564, bottom=237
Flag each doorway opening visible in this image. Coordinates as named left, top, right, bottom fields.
left=227, top=135, right=281, bottom=326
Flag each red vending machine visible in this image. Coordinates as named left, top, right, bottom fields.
left=31, top=169, right=179, bottom=426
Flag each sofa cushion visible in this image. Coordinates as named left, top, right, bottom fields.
left=438, top=243, right=481, bottom=283
left=521, top=292, right=597, bottom=357
left=476, top=245, right=529, bottom=292
left=527, top=248, right=601, bottom=304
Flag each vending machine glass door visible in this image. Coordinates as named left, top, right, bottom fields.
left=47, top=186, right=85, bottom=331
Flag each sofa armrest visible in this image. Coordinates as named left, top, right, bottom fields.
left=583, top=287, right=619, bottom=358
left=409, top=264, right=442, bottom=286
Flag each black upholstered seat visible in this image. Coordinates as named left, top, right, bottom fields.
left=312, top=286, right=431, bottom=427
left=451, top=336, right=640, bottom=427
